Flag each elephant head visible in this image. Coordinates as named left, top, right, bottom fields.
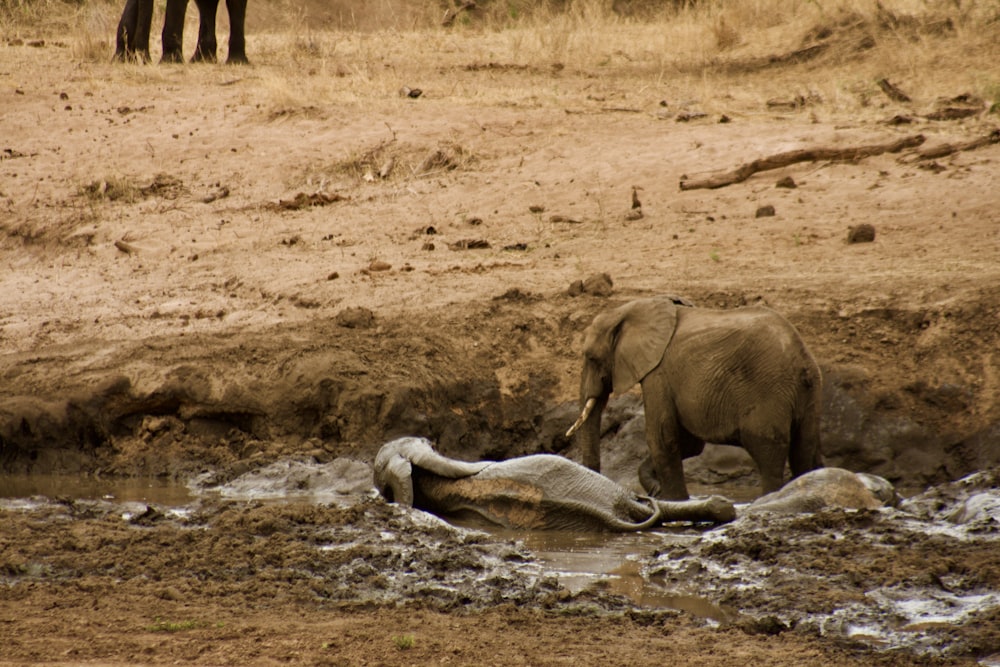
left=373, top=437, right=489, bottom=506
left=567, top=296, right=687, bottom=471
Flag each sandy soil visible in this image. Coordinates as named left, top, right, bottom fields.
left=2, top=5, right=1000, bottom=664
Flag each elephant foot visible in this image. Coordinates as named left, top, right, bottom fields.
left=160, top=50, right=185, bottom=64
left=113, top=49, right=151, bottom=64
left=191, top=44, right=218, bottom=63
left=226, top=53, right=249, bottom=65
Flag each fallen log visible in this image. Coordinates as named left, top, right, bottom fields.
left=916, top=129, right=1000, bottom=160
left=679, top=134, right=925, bottom=190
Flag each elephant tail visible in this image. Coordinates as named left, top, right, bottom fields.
left=790, top=368, right=824, bottom=476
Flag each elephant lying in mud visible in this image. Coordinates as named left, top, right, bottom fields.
left=373, top=437, right=736, bottom=531
left=567, top=295, right=823, bottom=501
left=743, top=467, right=899, bottom=515
left=115, top=0, right=248, bottom=64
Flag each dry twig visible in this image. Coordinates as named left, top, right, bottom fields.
left=679, top=134, right=926, bottom=190
left=916, top=129, right=1000, bottom=160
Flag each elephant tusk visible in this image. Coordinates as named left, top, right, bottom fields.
left=565, top=397, right=597, bottom=438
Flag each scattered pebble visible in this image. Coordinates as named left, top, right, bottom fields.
left=847, top=223, right=876, bottom=244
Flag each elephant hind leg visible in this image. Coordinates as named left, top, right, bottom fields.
left=789, top=410, right=823, bottom=478
left=743, top=432, right=789, bottom=495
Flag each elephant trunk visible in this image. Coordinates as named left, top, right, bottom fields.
left=572, top=394, right=608, bottom=472
left=656, top=496, right=736, bottom=524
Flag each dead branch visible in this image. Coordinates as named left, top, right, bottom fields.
left=679, top=134, right=925, bottom=191
left=114, top=239, right=138, bottom=255
left=916, top=129, right=1000, bottom=160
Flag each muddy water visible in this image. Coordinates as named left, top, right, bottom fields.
left=0, top=473, right=193, bottom=505
left=0, top=467, right=739, bottom=616
left=488, top=527, right=738, bottom=620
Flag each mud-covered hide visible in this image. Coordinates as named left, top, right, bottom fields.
left=374, top=437, right=734, bottom=531
left=744, top=467, right=899, bottom=515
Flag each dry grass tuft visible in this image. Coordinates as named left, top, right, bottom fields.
left=5, top=0, right=999, bottom=118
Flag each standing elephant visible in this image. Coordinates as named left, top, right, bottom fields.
left=115, top=0, right=248, bottom=64
left=566, top=296, right=823, bottom=500
left=374, top=437, right=735, bottom=531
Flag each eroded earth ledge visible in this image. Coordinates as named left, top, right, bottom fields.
left=3, top=286, right=998, bottom=488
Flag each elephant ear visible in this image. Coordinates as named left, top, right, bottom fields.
left=612, top=298, right=679, bottom=394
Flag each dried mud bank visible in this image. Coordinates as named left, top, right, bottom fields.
left=2, top=288, right=999, bottom=490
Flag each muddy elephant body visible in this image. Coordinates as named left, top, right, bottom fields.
left=744, top=467, right=899, bottom=515
left=569, top=296, right=823, bottom=500
left=374, top=437, right=735, bottom=531
left=115, top=0, right=247, bottom=64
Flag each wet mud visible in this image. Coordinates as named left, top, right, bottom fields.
left=2, top=461, right=997, bottom=665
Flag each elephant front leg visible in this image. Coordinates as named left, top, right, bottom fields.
left=132, top=0, right=154, bottom=62
left=223, top=0, right=248, bottom=64
left=161, top=0, right=188, bottom=63
left=643, top=389, right=690, bottom=500
left=646, top=427, right=689, bottom=500
left=114, top=0, right=152, bottom=62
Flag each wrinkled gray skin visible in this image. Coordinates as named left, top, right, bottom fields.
left=374, top=437, right=735, bottom=531
left=743, top=467, right=899, bottom=515
left=115, top=0, right=248, bottom=64
left=570, top=296, right=823, bottom=501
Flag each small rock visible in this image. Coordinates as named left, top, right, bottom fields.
left=129, top=505, right=164, bottom=526
left=378, top=157, right=395, bottom=179
left=448, top=239, right=490, bottom=250
left=335, top=307, right=376, bottom=329
left=736, top=615, right=789, bottom=636
left=846, top=223, right=876, bottom=244
left=578, top=272, right=614, bottom=297
left=676, top=111, right=708, bottom=122
left=755, top=205, right=776, bottom=218
left=157, top=587, right=184, bottom=601
left=775, top=176, right=797, bottom=189
left=367, top=260, right=392, bottom=272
